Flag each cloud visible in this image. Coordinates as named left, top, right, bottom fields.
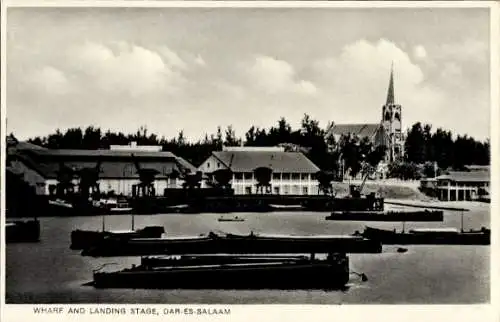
left=413, top=45, right=427, bottom=60
left=66, top=41, right=187, bottom=97
left=24, top=66, right=72, bottom=96
left=158, top=45, right=188, bottom=70
left=438, top=39, right=488, bottom=64
left=310, top=38, right=444, bottom=126
left=194, top=54, right=206, bottom=67
left=245, top=55, right=317, bottom=95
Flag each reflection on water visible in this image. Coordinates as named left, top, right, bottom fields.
left=5, top=204, right=490, bottom=304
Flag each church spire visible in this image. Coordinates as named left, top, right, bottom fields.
left=386, top=62, right=395, bottom=105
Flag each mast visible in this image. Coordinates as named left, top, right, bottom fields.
left=460, top=210, right=464, bottom=233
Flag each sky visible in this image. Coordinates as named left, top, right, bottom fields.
left=6, top=7, right=492, bottom=142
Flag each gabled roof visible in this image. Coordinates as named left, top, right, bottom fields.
left=13, top=159, right=181, bottom=180
left=436, top=171, right=490, bottom=183
left=211, top=151, right=320, bottom=173
left=175, top=157, right=197, bottom=173
left=326, top=123, right=382, bottom=139
left=25, top=148, right=177, bottom=159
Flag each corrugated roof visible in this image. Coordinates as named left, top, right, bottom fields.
left=26, top=148, right=177, bottom=159
left=436, top=171, right=490, bottom=183
left=176, top=157, right=197, bottom=173
left=212, top=151, right=320, bottom=173
left=326, top=123, right=382, bottom=138
left=10, top=149, right=195, bottom=180
left=25, top=160, right=181, bottom=179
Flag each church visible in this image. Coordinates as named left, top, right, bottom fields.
left=325, top=65, right=405, bottom=163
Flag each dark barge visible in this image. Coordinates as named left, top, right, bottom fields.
left=81, top=232, right=382, bottom=257
left=6, top=219, right=41, bottom=243
left=325, top=210, right=444, bottom=222
left=92, top=253, right=350, bottom=290
left=357, top=226, right=490, bottom=245
left=70, top=226, right=165, bottom=250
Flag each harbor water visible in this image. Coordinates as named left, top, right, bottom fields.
left=5, top=203, right=490, bottom=304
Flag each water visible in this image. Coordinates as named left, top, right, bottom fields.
left=5, top=204, right=490, bottom=304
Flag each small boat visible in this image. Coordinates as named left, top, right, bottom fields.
left=48, top=199, right=74, bottom=208
left=325, top=210, right=444, bottom=222
left=359, top=226, right=490, bottom=245
left=92, top=253, right=350, bottom=290
left=99, top=198, right=133, bottom=214
left=6, top=219, right=41, bottom=243
left=217, top=215, right=245, bottom=222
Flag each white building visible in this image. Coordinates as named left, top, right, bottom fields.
left=198, top=146, right=321, bottom=195
left=7, top=141, right=196, bottom=197
left=434, top=171, right=490, bottom=201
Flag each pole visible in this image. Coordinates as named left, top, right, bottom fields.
left=131, top=214, right=135, bottom=231
left=460, top=211, right=464, bottom=233
left=102, top=215, right=105, bottom=232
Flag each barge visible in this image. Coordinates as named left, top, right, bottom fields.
left=81, top=231, right=382, bottom=257
left=92, top=253, right=350, bottom=290
left=70, top=226, right=165, bottom=250
left=325, top=210, right=444, bottom=222
left=356, top=226, right=490, bottom=245
left=6, top=219, right=40, bottom=243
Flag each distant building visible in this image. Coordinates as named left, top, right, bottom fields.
left=198, top=146, right=321, bottom=195
left=326, top=123, right=389, bottom=150
left=434, top=171, right=490, bottom=201
left=325, top=64, right=404, bottom=163
left=7, top=141, right=196, bottom=196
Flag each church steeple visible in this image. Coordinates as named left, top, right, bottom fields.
left=386, top=62, right=395, bottom=105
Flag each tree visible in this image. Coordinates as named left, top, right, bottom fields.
left=405, top=122, right=426, bottom=163
left=224, top=125, right=240, bottom=147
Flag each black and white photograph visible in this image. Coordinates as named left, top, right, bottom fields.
left=1, top=0, right=497, bottom=311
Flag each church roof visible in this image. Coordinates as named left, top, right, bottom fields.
left=326, top=123, right=382, bottom=139
left=386, top=63, right=395, bottom=105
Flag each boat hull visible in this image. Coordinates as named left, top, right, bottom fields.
left=326, top=210, right=444, bottom=222
left=70, top=226, right=165, bottom=250
left=82, top=233, right=382, bottom=257
left=93, top=258, right=350, bottom=290
left=6, top=219, right=40, bottom=243
left=360, top=227, right=490, bottom=245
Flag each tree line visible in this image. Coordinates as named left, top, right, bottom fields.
left=20, top=115, right=489, bottom=179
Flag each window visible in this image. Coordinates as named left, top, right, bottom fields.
left=301, top=174, right=309, bottom=181
left=244, top=173, right=253, bottom=180
left=245, top=186, right=252, bottom=194
left=282, top=173, right=290, bottom=180
left=283, top=185, right=290, bottom=195
left=274, top=187, right=280, bottom=194
left=235, top=173, right=243, bottom=180
left=207, top=162, right=210, bottom=169
left=302, top=186, right=308, bottom=195
left=273, top=173, right=281, bottom=180
left=291, top=173, right=300, bottom=180
left=217, top=162, right=221, bottom=168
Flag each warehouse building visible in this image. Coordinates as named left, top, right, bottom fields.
left=198, top=146, right=321, bottom=195
left=6, top=139, right=196, bottom=197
